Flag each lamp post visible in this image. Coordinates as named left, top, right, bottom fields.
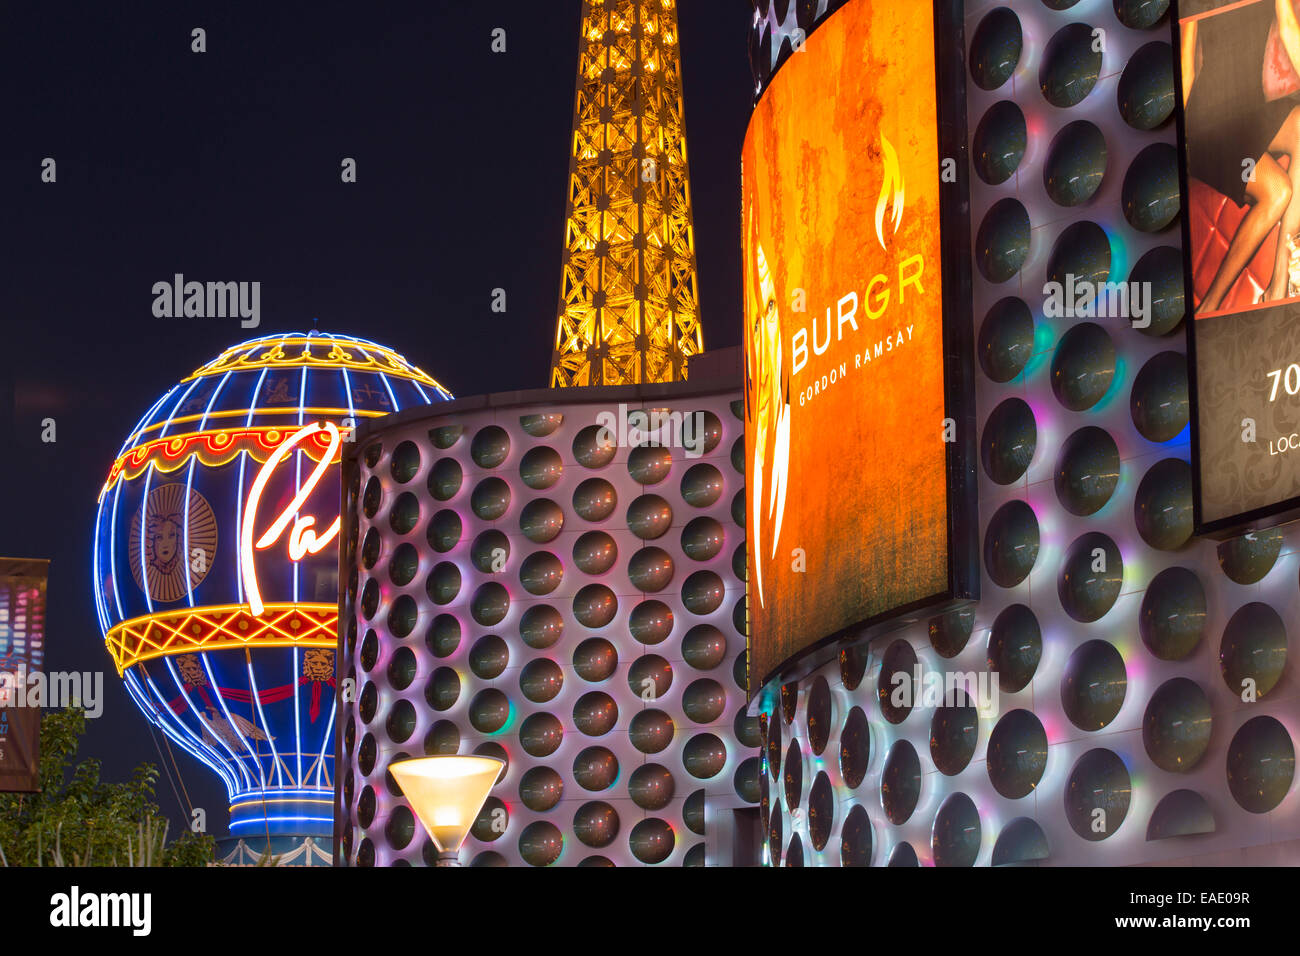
left=388, top=755, right=504, bottom=867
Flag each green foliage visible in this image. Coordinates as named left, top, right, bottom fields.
left=0, top=707, right=215, bottom=867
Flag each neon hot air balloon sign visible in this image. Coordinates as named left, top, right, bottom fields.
left=239, top=421, right=344, bottom=616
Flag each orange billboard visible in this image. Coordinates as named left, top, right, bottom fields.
left=744, top=0, right=974, bottom=690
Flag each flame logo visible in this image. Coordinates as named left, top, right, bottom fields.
left=875, top=134, right=905, bottom=250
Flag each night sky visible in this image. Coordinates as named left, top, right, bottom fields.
left=1, top=0, right=752, bottom=837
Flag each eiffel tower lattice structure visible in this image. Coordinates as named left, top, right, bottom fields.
left=550, top=0, right=704, bottom=388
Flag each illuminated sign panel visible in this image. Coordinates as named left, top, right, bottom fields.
left=0, top=559, right=48, bottom=793
left=743, top=0, right=974, bottom=690
left=1174, top=0, right=1300, bottom=532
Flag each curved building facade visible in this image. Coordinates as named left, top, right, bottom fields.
left=334, top=357, right=758, bottom=866
left=749, top=0, right=1300, bottom=867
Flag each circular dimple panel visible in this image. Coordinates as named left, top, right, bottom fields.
left=888, top=842, right=919, bottom=867
left=840, top=643, right=868, bottom=690
left=519, top=603, right=564, bottom=649
left=1039, top=22, right=1101, bottom=108
left=630, top=709, right=676, bottom=755
left=627, top=494, right=674, bottom=540
left=973, top=100, right=1026, bottom=185
left=1131, top=352, right=1189, bottom=443
left=471, top=530, right=509, bottom=572
left=976, top=198, right=1030, bottom=283
left=628, top=546, right=675, bottom=592
left=783, top=740, right=803, bottom=808
left=1227, top=716, right=1295, bottom=814
left=840, top=804, right=872, bottom=867
left=1143, top=677, right=1212, bottom=773
left=425, top=667, right=460, bottom=712
left=519, top=658, right=564, bottom=704
left=1114, top=0, right=1170, bottom=31
left=881, top=739, right=922, bottom=825
left=680, top=463, right=724, bottom=507
left=1122, top=143, right=1180, bottom=233
left=930, top=690, right=979, bottom=776
left=1117, top=40, right=1174, bottom=131
left=1061, top=639, right=1127, bottom=731
left=572, top=637, right=618, bottom=682
left=1054, top=426, right=1119, bottom=516
left=520, top=767, right=564, bottom=812
left=1140, top=566, right=1206, bottom=661
left=573, top=478, right=617, bottom=522
left=969, top=6, right=1022, bottom=91
left=1217, top=530, right=1282, bottom=585
left=841, top=706, right=870, bottom=789
left=469, top=634, right=508, bottom=679
left=628, top=444, right=672, bottom=484
left=1051, top=322, right=1116, bottom=411
left=573, top=584, right=618, bottom=628
left=1128, top=245, right=1185, bottom=337
left=932, top=793, right=981, bottom=867
left=573, top=531, right=618, bottom=575
left=682, top=571, right=725, bottom=615
left=628, top=764, right=675, bottom=811
left=987, top=709, right=1048, bottom=799
left=1219, top=602, right=1287, bottom=700
left=629, top=599, right=674, bottom=645
left=1048, top=222, right=1112, bottom=297
left=1064, top=749, right=1131, bottom=842
left=681, top=516, right=725, bottom=561
left=573, top=802, right=621, bottom=849
left=388, top=542, right=419, bottom=586
left=519, top=499, right=564, bottom=544
left=519, top=413, right=562, bottom=437
left=470, top=477, right=511, bottom=520
left=471, top=425, right=510, bottom=469
left=519, top=712, right=563, bottom=758
left=877, top=639, right=918, bottom=724
left=628, top=654, right=673, bottom=701
left=682, top=624, right=726, bottom=670
left=978, top=297, right=1034, bottom=383
left=471, top=581, right=510, bottom=626
left=629, top=818, right=674, bottom=865
left=805, top=675, right=831, bottom=755
left=390, top=492, right=420, bottom=535
left=683, top=678, right=727, bottom=724
left=1044, top=121, right=1107, bottom=206
left=1134, top=458, right=1193, bottom=551
left=518, top=822, right=563, bottom=867
left=1058, top=531, right=1123, bottom=623
left=427, top=458, right=462, bottom=501
left=981, top=397, right=1037, bottom=485
left=519, top=550, right=563, bottom=595
left=468, top=688, right=510, bottom=733
left=572, top=746, right=619, bottom=792
left=984, top=499, right=1039, bottom=588
left=808, top=771, right=833, bottom=851
left=684, top=733, right=728, bottom=780
left=572, top=424, right=617, bottom=469
left=987, top=603, right=1041, bottom=693
left=519, top=445, right=563, bottom=490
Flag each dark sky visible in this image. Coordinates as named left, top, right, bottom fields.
left=0, top=0, right=752, bottom=837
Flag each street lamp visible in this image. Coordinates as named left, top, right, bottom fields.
left=388, top=755, right=504, bottom=867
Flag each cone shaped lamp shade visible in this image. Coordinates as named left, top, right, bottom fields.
left=389, top=755, right=504, bottom=853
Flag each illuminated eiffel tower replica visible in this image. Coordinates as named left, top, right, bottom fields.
left=550, top=0, right=704, bottom=387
